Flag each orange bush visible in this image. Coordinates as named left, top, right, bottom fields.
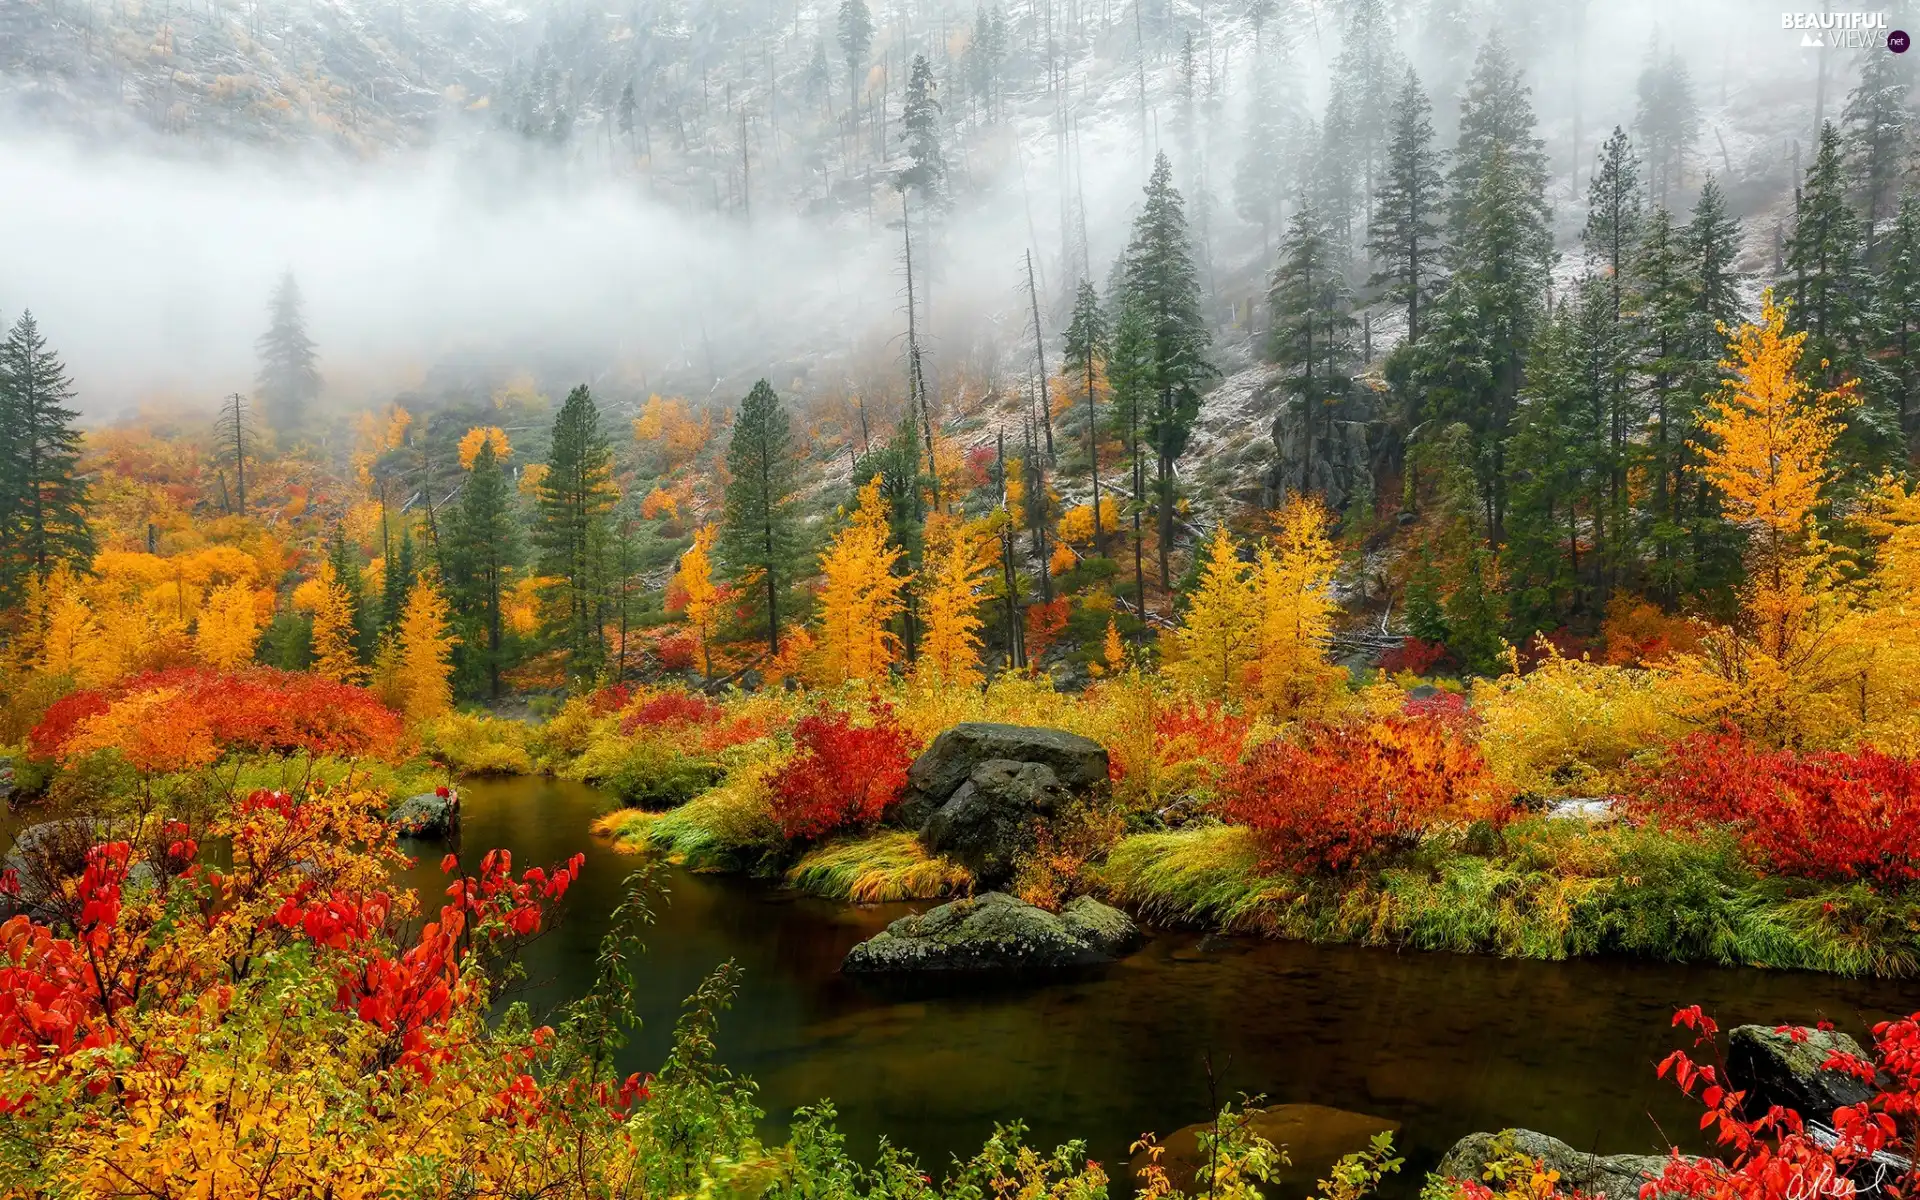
left=1222, top=716, right=1505, bottom=874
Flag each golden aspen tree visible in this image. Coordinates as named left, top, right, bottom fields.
left=673, top=526, right=721, bottom=681
left=457, top=426, right=512, bottom=468
left=1170, top=527, right=1256, bottom=699
left=1677, top=290, right=1857, bottom=745
left=38, top=589, right=110, bottom=686
left=1250, top=494, right=1343, bottom=717
left=1103, top=618, right=1128, bottom=674
left=310, top=561, right=366, bottom=685
left=915, top=513, right=993, bottom=687
left=194, top=582, right=262, bottom=670
left=816, top=476, right=907, bottom=683
left=396, top=572, right=458, bottom=721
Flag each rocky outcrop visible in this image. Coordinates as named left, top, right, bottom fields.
left=1271, top=395, right=1379, bottom=515
left=1132, top=1105, right=1399, bottom=1195
left=1439, top=1130, right=1672, bottom=1200
left=897, top=723, right=1108, bottom=889
left=1726, top=1025, right=1874, bottom=1123
left=3, top=818, right=155, bottom=920
left=387, top=789, right=460, bottom=839
left=842, top=892, right=1138, bottom=974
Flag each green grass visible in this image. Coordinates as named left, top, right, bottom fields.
left=1100, top=820, right=1920, bottom=977
left=785, top=832, right=974, bottom=903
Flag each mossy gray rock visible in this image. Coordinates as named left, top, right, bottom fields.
left=897, top=723, right=1109, bottom=827
left=921, top=759, right=1073, bottom=888
left=842, top=891, right=1138, bottom=973
left=1726, top=1024, right=1873, bottom=1122
left=387, top=790, right=460, bottom=839
left=1439, top=1130, right=1672, bottom=1200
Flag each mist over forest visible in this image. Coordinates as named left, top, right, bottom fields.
left=0, top=0, right=1863, bottom=418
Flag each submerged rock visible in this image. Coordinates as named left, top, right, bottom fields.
left=1726, top=1024, right=1873, bottom=1122
left=1438, top=1130, right=1672, bottom=1200
left=921, top=759, right=1073, bottom=888
left=388, top=789, right=460, bottom=839
left=1131, top=1104, right=1398, bottom=1195
left=842, top=892, right=1137, bottom=973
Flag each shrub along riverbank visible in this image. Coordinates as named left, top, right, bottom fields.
left=458, top=670, right=1920, bottom=980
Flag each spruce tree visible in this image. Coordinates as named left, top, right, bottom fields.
left=1842, top=49, right=1915, bottom=247
left=1269, top=204, right=1358, bottom=501
left=536, top=384, right=619, bottom=675
left=255, top=271, right=321, bottom=432
left=327, top=523, right=370, bottom=662
left=1879, top=192, right=1920, bottom=449
left=837, top=0, right=874, bottom=139
left=445, top=439, right=521, bottom=699
left=1583, top=125, right=1642, bottom=597
left=1369, top=68, right=1446, bottom=342
left=1063, top=281, right=1110, bottom=557
left=1234, top=58, right=1292, bottom=256
left=0, top=312, right=92, bottom=602
left=1107, top=290, right=1155, bottom=616
left=1449, top=33, right=1549, bottom=241
left=1788, top=123, right=1883, bottom=443
left=1634, top=206, right=1694, bottom=597
left=1634, top=49, right=1699, bottom=212
left=897, top=54, right=946, bottom=205
left=719, top=379, right=801, bottom=656
left=380, top=526, right=417, bottom=635
left=1122, top=153, right=1214, bottom=602
left=1330, top=0, right=1405, bottom=206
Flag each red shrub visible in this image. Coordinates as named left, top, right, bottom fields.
left=655, top=634, right=696, bottom=672
left=588, top=684, right=634, bottom=715
left=1637, top=731, right=1920, bottom=888
left=1024, top=598, right=1072, bottom=660
left=620, top=690, right=724, bottom=734
left=1402, top=689, right=1474, bottom=731
left=1379, top=637, right=1449, bottom=676
left=26, top=690, right=112, bottom=761
left=1144, top=699, right=1252, bottom=786
left=1222, top=716, right=1503, bottom=874
left=768, top=705, right=916, bottom=840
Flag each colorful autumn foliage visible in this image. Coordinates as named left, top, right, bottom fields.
left=815, top=477, right=907, bottom=684
left=1223, top=716, right=1504, bottom=874
left=767, top=705, right=916, bottom=840
left=1638, top=731, right=1920, bottom=888
left=28, top=668, right=406, bottom=768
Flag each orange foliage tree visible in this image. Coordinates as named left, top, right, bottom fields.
left=915, top=514, right=993, bottom=687
left=815, top=477, right=907, bottom=684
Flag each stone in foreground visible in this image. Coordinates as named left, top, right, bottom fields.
left=387, top=790, right=460, bottom=839
left=842, top=892, right=1138, bottom=974
left=921, top=759, right=1073, bottom=888
left=1726, top=1024, right=1873, bottom=1122
left=899, top=723, right=1108, bottom=820
left=1439, top=1130, right=1671, bottom=1200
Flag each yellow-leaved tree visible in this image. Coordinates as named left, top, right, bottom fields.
left=457, top=425, right=512, bottom=469
left=1170, top=527, right=1256, bottom=698
left=396, top=572, right=458, bottom=720
left=310, top=561, right=366, bottom=685
left=1675, top=289, right=1857, bottom=745
left=673, top=525, right=721, bottom=681
left=194, top=581, right=263, bottom=670
left=916, top=513, right=994, bottom=687
left=1249, top=493, right=1343, bottom=717
left=816, top=476, right=907, bottom=683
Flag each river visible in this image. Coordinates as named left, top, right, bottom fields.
left=407, top=776, right=1914, bottom=1192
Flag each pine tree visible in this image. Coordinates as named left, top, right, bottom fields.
left=255, top=271, right=320, bottom=432
left=1842, top=48, right=1915, bottom=246
left=1449, top=33, right=1549, bottom=241
left=395, top=571, right=457, bottom=721
left=444, top=438, right=521, bottom=699
left=0, top=312, right=92, bottom=603
left=1063, top=281, right=1110, bottom=557
left=837, top=0, right=874, bottom=140
left=1122, top=153, right=1215, bottom=602
left=1634, top=49, right=1699, bottom=212
left=535, top=384, right=619, bottom=676
left=1107, top=290, right=1154, bottom=616
left=1787, top=123, right=1883, bottom=448
left=896, top=54, right=946, bottom=205
left=1583, top=125, right=1642, bottom=597
left=1330, top=0, right=1405, bottom=207
left=1369, top=68, right=1447, bottom=343
left=1234, top=57, right=1293, bottom=256
left=1635, top=206, right=1696, bottom=599
left=719, top=379, right=800, bottom=656
left=327, top=523, right=369, bottom=662
left=1269, top=204, right=1358, bottom=501
left=380, top=526, right=417, bottom=636
left=1879, top=192, right=1920, bottom=450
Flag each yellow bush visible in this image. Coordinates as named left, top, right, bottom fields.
left=1471, top=650, right=1687, bottom=795
left=422, top=711, right=534, bottom=776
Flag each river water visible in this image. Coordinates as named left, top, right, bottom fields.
left=402, top=777, right=1915, bottom=1192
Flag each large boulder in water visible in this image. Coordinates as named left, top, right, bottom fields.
left=842, top=892, right=1138, bottom=973
left=387, top=789, right=460, bottom=839
left=921, top=759, right=1073, bottom=888
left=901, top=724, right=1108, bottom=815
left=1439, top=1130, right=1673, bottom=1200
left=1131, top=1104, right=1399, bottom=1195
left=1726, top=1024, right=1874, bottom=1123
